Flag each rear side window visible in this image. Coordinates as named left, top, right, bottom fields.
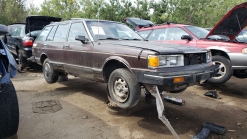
left=148, top=29, right=166, bottom=41
left=36, top=26, right=53, bottom=41
left=68, top=23, right=89, bottom=42
left=53, top=24, right=70, bottom=42
left=46, top=26, right=58, bottom=41
left=138, top=30, right=152, bottom=39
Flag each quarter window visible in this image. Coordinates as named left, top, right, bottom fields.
left=53, top=24, right=70, bottom=42
left=68, top=23, right=89, bottom=42
left=35, top=26, right=53, bottom=41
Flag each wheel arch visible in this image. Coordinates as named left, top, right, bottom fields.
left=40, top=53, right=48, bottom=65
left=209, top=49, right=231, bottom=61
left=102, top=56, right=133, bottom=83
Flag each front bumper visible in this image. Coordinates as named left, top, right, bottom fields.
left=135, top=64, right=219, bottom=87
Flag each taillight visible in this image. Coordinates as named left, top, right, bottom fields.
left=23, top=40, right=33, bottom=47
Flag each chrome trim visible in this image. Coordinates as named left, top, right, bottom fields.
left=144, top=74, right=191, bottom=79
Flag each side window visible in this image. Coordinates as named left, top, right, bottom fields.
left=148, top=29, right=166, bottom=41
left=138, top=30, right=152, bottom=39
left=46, top=26, right=58, bottom=41
left=11, top=27, right=22, bottom=37
left=164, top=28, right=189, bottom=40
left=68, top=23, right=89, bottom=42
left=53, top=24, right=70, bottom=42
left=36, top=26, right=53, bottom=41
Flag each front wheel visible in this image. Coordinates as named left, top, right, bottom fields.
left=43, top=58, right=59, bottom=83
left=108, top=68, right=141, bottom=109
left=207, top=55, right=232, bottom=84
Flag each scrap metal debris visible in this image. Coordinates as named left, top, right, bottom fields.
left=32, top=100, right=62, bottom=114
left=164, top=96, right=185, bottom=106
left=192, top=122, right=226, bottom=139
left=204, top=90, right=221, bottom=99
left=145, top=85, right=180, bottom=139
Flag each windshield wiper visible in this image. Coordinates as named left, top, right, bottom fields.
left=98, top=37, right=119, bottom=40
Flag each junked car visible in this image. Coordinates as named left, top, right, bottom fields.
left=0, top=24, right=19, bottom=139
left=32, top=19, right=218, bottom=108
left=125, top=2, right=247, bottom=84
left=6, top=16, right=61, bottom=72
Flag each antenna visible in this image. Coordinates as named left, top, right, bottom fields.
left=97, top=1, right=102, bottom=42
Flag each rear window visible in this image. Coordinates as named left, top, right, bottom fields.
left=7, top=24, right=24, bottom=35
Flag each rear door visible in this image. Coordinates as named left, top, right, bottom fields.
left=63, top=22, right=94, bottom=78
left=8, top=25, right=25, bottom=55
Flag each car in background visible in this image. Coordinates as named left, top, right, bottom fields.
left=6, top=16, right=61, bottom=72
left=32, top=19, right=218, bottom=108
left=0, top=24, right=19, bottom=139
left=125, top=2, right=247, bottom=84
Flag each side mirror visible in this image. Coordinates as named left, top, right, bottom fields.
left=181, top=35, right=192, bottom=41
left=75, top=35, right=88, bottom=44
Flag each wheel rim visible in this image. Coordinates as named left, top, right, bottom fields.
left=112, top=77, right=129, bottom=103
left=212, top=60, right=226, bottom=79
left=44, top=63, right=52, bottom=79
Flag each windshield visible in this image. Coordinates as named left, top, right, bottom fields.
left=185, top=26, right=229, bottom=40
left=86, top=21, right=143, bottom=40
left=237, top=30, right=247, bottom=42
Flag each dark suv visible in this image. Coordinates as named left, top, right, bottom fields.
left=6, top=16, right=61, bottom=71
left=32, top=19, right=219, bottom=108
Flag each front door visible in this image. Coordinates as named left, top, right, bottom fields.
left=63, top=22, right=94, bottom=79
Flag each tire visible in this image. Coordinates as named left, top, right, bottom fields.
left=233, top=70, right=247, bottom=79
left=207, top=55, right=232, bottom=84
left=17, top=50, right=26, bottom=73
left=0, top=82, right=19, bottom=139
left=43, top=58, right=59, bottom=83
left=108, top=68, right=141, bottom=109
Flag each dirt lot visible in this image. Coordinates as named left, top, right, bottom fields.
left=13, top=67, right=247, bottom=139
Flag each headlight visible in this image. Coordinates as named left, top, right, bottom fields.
left=206, top=52, right=212, bottom=63
left=148, top=55, right=184, bottom=68
left=242, top=48, right=247, bottom=54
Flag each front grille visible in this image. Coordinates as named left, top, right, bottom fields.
left=184, top=53, right=206, bottom=65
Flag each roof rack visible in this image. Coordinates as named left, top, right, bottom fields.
left=70, top=18, right=88, bottom=20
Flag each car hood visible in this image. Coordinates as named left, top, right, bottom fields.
left=25, top=16, right=62, bottom=34
left=206, top=2, right=247, bottom=41
left=109, top=41, right=208, bottom=54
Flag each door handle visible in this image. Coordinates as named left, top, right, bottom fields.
left=63, top=44, right=70, bottom=49
left=44, top=44, right=47, bottom=46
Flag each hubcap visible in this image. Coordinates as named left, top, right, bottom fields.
left=113, top=77, right=129, bottom=103
left=44, top=63, right=52, bottom=79
left=212, top=61, right=226, bottom=79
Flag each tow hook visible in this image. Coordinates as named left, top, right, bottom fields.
left=145, top=85, right=180, bottom=139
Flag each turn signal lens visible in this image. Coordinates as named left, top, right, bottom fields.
left=148, top=55, right=159, bottom=67
left=173, top=77, right=184, bottom=83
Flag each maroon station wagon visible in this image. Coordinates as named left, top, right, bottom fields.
left=32, top=19, right=219, bottom=108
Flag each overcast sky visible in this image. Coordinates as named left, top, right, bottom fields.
left=29, top=0, right=44, bottom=8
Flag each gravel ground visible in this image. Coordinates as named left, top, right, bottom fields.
left=12, top=67, right=247, bottom=139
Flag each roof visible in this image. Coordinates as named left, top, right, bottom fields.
left=139, top=24, right=191, bottom=31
